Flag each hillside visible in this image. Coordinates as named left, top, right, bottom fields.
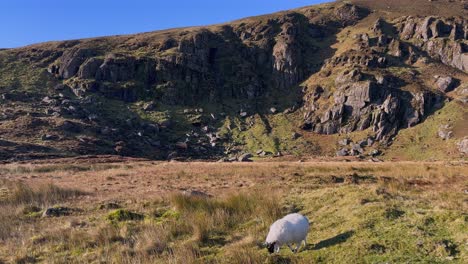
left=0, top=0, right=467, bottom=161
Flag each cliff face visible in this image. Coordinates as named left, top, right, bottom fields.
left=46, top=5, right=364, bottom=105
left=0, top=0, right=466, bottom=161
left=302, top=12, right=467, bottom=143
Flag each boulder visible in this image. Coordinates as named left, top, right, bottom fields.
left=57, top=48, right=96, bottom=79
left=41, top=96, right=56, bottom=105
left=143, top=101, right=156, bottom=111
left=339, top=138, right=351, bottom=146
left=336, top=148, right=349, bottom=156
left=42, top=207, right=72, bottom=217
left=435, top=76, right=456, bottom=93
left=42, top=134, right=59, bottom=141
left=457, top=138, right=468, bottom=155
left=358, top=139, right=368, bottom=147
left=334, top=3, right=368, bottom=26
left=291, top=132, right=301, bottom=140
left=78, top=58, right=103, bottom=79
left=238, top=153, right=253, bottom=162
left=438, top=124, right=453, bottom=140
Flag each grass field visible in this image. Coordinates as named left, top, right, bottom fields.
left=0, top=160, right=467, bottom=263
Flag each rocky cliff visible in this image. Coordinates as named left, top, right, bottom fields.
left=0, top=0, right=466, bottom=161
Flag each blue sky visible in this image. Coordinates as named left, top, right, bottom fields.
left=0, top=0, right=329, bottom=48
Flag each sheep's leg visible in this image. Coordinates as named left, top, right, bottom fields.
left=294, top=243, right=301, bottom=253
left=274, top=244, right=281, bottom=253
left=287, top=244, right=294, bottom=253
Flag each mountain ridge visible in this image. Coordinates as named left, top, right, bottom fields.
left=0, top=0, right=466, bottom=161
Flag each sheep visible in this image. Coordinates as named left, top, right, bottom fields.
left=265, top=213, right=309, bottom=254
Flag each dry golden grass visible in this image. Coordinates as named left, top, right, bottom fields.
left=0, top=160, right=466, bottom=263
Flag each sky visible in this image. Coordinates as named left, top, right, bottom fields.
left=0, top=0, right=330, bottom=48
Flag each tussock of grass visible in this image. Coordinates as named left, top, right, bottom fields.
left=169, top=192, right=283, bottom=245
left=0, top=180, right=85, bottom=243
left=106, top=209, right=144, bottom=222
left=0, top=181, right=85, bottom=207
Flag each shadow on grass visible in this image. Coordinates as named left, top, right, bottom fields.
left=311, top=230, right=355, bottom=250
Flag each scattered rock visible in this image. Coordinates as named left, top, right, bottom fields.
left=175, top=142, right=188, bottom=150
left=337, top=148, right=349, bottom=156
left=438, top=124, right=453, bottom=140
left=339, top=138, right=351, bottom=146
left=457, top=138, right=468, bottom=154
left=435, top=76, right=457, bottom=93
left=41, top=134, right=59, bottom=141
left=358, top=139, right=368, bottom=147
left=41, top=96, right=56, bottom=105
left=167, top=151, right=178, bottom=160
left=88, top=114, right=99, bottom=122
left=352, top=144, right=364, bottom=154
left=239, top=111, right=248, bottom=118
left=270, top=107, right=277, bottom=114
left=369, top=149, right=381, bottom=157
left=42, top=207, right=72, bottom=217
left=143, top=101, right=156, bottom=111
left=238, top=153, right=253, bottom=162
left=291, top=132, right=301, bottom=140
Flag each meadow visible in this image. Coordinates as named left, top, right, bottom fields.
left=0, top=160, right=466, bottom=263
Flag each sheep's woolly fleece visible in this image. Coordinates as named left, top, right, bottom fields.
left=266, top=213, right=309, bottom=253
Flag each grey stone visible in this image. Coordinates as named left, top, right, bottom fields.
left=42, top=207, right=72, bottom=217
left=291, top=132, right=301, bottom=140
left=238, top=153, right=253, bottom=162
left=438, top=124, right=453, bottom=140
left=339, top=138, right=351, bottom=146
left=457, top=138, right=468, bottom=155
left=42, top=134, right=59, bottom=141
left=436, top=76, right=456, bottom=93
left=143, top=101, right=156, bottom=111
left=337, top=148, right=349, bottom=156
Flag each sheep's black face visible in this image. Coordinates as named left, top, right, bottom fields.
left=266, top=242, right=276, bottom=254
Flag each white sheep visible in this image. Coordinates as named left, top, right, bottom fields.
left=265, top=213, right=309, bottom=253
